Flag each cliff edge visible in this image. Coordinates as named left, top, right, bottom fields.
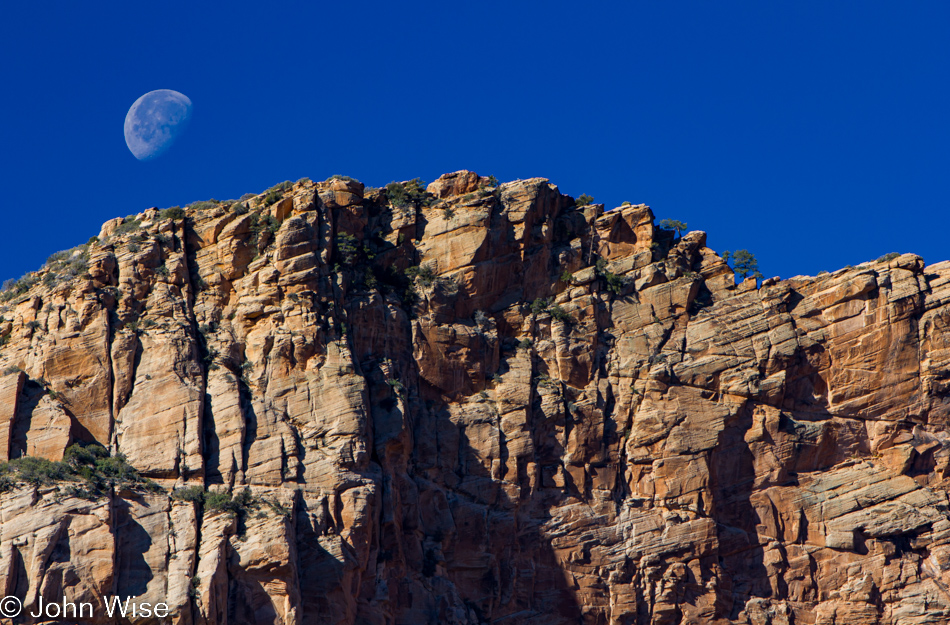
left=0, top=171, right=948, bottom=624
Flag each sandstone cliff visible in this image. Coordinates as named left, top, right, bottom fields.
left=0, top=171, right=948, bottom=624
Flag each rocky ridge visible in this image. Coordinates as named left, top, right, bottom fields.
left=0, top=170, right=949, bottom=624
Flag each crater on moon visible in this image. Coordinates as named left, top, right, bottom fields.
left=124, top=89, right=192, bottom=161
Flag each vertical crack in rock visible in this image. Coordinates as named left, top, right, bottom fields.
left=1, top=174, right=950, bottom=623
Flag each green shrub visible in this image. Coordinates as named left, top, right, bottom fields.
left=362, top=267, right=378, bottom=290
left=487, top=175, right=499, bottom=187
left=0, top=443, right=158, bottom=497
left=188, top=576, right=201, bottom=599
left=386, top=179, right=432, bottom=208
left=405, top=265, right=436, bottom=286
left=267, top=181, right=293, bottom=193
left=335, top=233, right=359, bottom=264
left=518, top=338, right=533, bottom=349
left=548, top=304, right=571, bottom=322
left=249, top=214, right=280, bottom=247
left=535, top=374, right=557, bottom=388
left=172, top=485, right=204, bottom=503
left=877, top=252, right=900, bottom=263
left=261, top=191, right=282, bottom=207
left=267, top=499, right=292, bottom=518
left=114, top=216, right=142, bottom=236
left=189, top=200, right=217, bottom=212
left=160, top=206, right=185, bottom=220
left=326, top=175, right=357, bottom=183
left=560, top=270, right=573, bottom=283
left=63, top=443, right=109, bottom=468
left=232, top=202, right=250, bottom=215
left=203, top=490, right=231, bottom=510
left=575, top=194, right=595, bottom=207
left=530, top=298, right=549, bottom=314
left=0, top=273, right=40, bottom=302
left=205, top=488, right=257, bottom=516
left=46, top=249, right=72, bottom=265
left=595, top=258, right=626, bottom=295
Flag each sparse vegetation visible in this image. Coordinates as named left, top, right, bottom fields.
left=335, top=233, right=360, bottom=264
left=535, top=374, right=557, bottom=388
left=722, top=249, right=763, bottom=280
left=268, top=181, right=294, bottom=193
left=595, top=257, right=626, bottom=295
left=325, top=175, right=357, bottom=183
left=171, top=485, right=205, bottom=502
left=877, top=252, right=900, bottom=263
left=188, top=576, right=201, bottom=599
left=548, top=304, right=571, bottom=322
left=530, top=298, right=550, bottom=315
left=39, top=244, right=91, bottom=289
left=171, top=486, right=272, bottom=520
left=0, top=272, right=38, bottom=302
left=114, top=215, right=142, bottom=236
left=249, top=213, right=280, bottom=247
left=575, top=194, right=595, bottom=207
left=405, top=264, right=436, bottom=286
left=659, top=219, right=688, bottom=240
left=0, top=443, right=160, bottom=498
left=188, top=200, right=217, bottom=211
left=159, top=206, right=185, bottom=220
left=261, top=191, right=282, bottom=207
left=385, top=179, right=433, bottom=208
left=205, top=488, right=255, bottom=514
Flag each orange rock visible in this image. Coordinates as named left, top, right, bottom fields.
left=0, top=175, right=948, bottom=624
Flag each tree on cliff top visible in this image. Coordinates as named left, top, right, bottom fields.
left=659, top=219, right=687, bottom=241
left=722, top=249, right=764, bottom=280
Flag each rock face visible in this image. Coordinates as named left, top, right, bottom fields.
left=0, top=172, right=949, bottom=624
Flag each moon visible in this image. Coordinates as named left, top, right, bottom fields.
left=124, top=89, right=192, bottom=160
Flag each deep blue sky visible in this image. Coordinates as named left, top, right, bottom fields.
left=1, top=2, right=948, bottom=282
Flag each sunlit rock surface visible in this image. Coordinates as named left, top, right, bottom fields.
left=0, top=172, right=948, bottom=624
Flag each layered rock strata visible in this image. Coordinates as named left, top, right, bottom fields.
left=0, top=171, right=949, bottom=624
